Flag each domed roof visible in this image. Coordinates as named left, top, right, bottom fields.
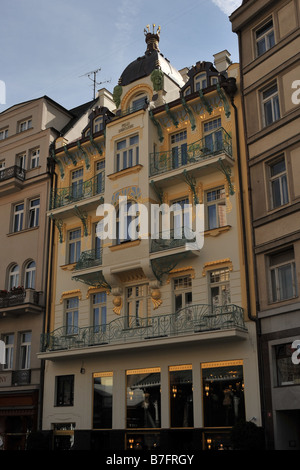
left=118, top=26, right=185, bottom=88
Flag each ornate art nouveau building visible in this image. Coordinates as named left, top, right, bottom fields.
left=38, top=28, right=261, bottom=450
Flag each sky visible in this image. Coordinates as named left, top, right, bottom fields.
left=0, top=0, right=242, bottom=114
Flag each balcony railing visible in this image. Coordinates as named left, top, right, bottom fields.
left=151, top=227, right=196, bottom=253
left=149, top=127, right=232, bottom=177
left=40, top=303, right=246, bottom=352
left=74, top=248, right=102, bottom=270
left=0, top=289, right=40, bottom=308
left=0, top=165, right=25, bottom=182
left=50, top=172, right=104, bottom=210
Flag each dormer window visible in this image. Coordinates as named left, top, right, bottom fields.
left=211, top=77, right=218, bottom=86
left=195, top=73, right=207, bottom=91
left=94, top=116, right=104, bottom=133
left=131, top=93, right=147, bottom=112
left=183, top=87, right=191, bottom=97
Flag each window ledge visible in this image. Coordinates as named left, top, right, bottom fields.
left=204, top=225, right=231, bottom=237
left=107, top=164, right=143, bottom=180
left=60, top=263, right=76, bottom=271
left=109, top=239, right=141, bottom=251
left=7, top=226, right=39, bottom=236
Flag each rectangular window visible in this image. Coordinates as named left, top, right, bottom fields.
left=174, top=276, right=192, bottom=312
left=71, top=168, right=83, bottom=199
left=256, top=19, right=275, bottom=57
left=93, top=292, right=107, bottom=332
left=0, top=128, right=8, bottom=140
left=28, top=198, right=40, bottom=228
left=204, top=118, right=222, bottom=153
left=275, top=343, right=300, bottom=386
left=202, top=360, right=245, bottom=427
left=17, top=153, right=26, bottom=170
left=209, top=268, right=231, bottom=307
left=262, top=83, right=280, bottom=126
left=3, top=334, right=14, bottom=370
left=20, top=332, right=31, bottom=369
left=19, top=119, right=32, bottom=133
left=116, top=135, right=139, bottom=172
left=56, top=375, right=74, bottom=406
left=13, top=203, right=24, bottom=232
left=269, top=157, right=289, bottom=209
left=169, top=365, right=193, bottom=428
left=93, top=372, right=113, bottom=429
left=68, top=229, right=81, bottom=263
left=206, top=187, right=227, bottom=230
left=126, top=284, right=149, bottom=328
left=66, top=297, right=79, bottom=335
left=170, top=130, right=187, bottom=169
left=95, top=160, right=105, bottom=194
left=269, top=248, right=297, bottom=302
left=30, top=148, right=40, bottom=168
left=126, top=368, right=161, bottom=428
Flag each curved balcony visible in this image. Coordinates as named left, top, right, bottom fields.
left=74, top=248, right=102, bottom=270
left=149, top=127, right=232, bottom=178
left=40, top=303, right=247, bottom=354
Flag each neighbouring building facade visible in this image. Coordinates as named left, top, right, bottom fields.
left=0, top=96, right=75, bottom=449
left=231, top=0, right=300, bottom=450
left=37, top=28, right=262, bottom=451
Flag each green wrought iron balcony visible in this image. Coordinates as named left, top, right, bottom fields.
left=40, top=303, right=246, bottom=353
left=50, top=172, right=104, bottom=210
left=149, top=127, right=232, bottom=177
left=74, top=248, right=102, bottom=270
left=151, top=227, right=196, bottom=253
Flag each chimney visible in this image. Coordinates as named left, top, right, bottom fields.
left=213, top=50, right=232, bottom=72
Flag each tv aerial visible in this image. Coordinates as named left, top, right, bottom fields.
left=80, top=68, right=111, bottom=99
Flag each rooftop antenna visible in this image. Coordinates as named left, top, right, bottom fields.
left=80, top=68, right=111, bottom=99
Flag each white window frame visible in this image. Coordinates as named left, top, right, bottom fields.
left=28, top=198, right=40, bottom=228
left=269, top=249, right=298, bottom=303
left=255, top=18, right=275, bottom=57
left=126, top=284, right=149, bottom=328
left=93, top=116, right=104, bottom=133
left=25, top=261, right=36, bottom=289
left=65, top=297, right=79, bottom=335
left=268, top=156, right=289, bottom=209
left=261, top=82, right=280, bottom=127
left=173, top=275, right=192, bottom=312
left=20, top=332, right=31, bottom=370
left=92, top=292, right=107, bottom=331
left=3, top=334, right=14, bottom=370
left=0, top=128, right=8, bottom=140
left=209, top=268, right=231, bottom=308
left=17, top=152, right=26, bottom=170
left=13, top=203, right=24, bottom=232
left=19, top=119, right=32, bottom=133
left=115, top=134, right=139, bottom=172
left=30, top=148, right=40, bottom=168
left=205, top=187, right=227, bottom=230
left=68, top=228, right=81, bottom=264
left=71, top=167, right=84, bottom=199
left=9, top=264, right=19, bottom=290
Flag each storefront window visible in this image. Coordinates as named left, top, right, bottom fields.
left=93, top=372, right=113, bottom=429
left=52, top=423, right=75, bottom=450
left=275, top=343, right=300, bottom=386
left=169, top=365, right=193, bottom=428
left=202, top=361, right=245, bottom=427
left=126, top=368, right=161, bottom=428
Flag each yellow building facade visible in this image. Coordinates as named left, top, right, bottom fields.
left=38, top=29, right=261, bottom=451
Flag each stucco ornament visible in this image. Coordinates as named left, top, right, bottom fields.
left=113, top=85, right=122, bottom=108
left=151, top=69, right=164, bottom=92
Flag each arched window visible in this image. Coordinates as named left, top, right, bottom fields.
left=195, top=73, right=207, bottom=91
left=131, top=93, right=147, bottom=112
left=9, top=264, right=19, bottom=290
left=25, top=261, right=36, bottom=289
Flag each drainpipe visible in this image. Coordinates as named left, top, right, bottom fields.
left=38, top=142, right=57, bottom=432
left=223, top=31, right=266, bottom=444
